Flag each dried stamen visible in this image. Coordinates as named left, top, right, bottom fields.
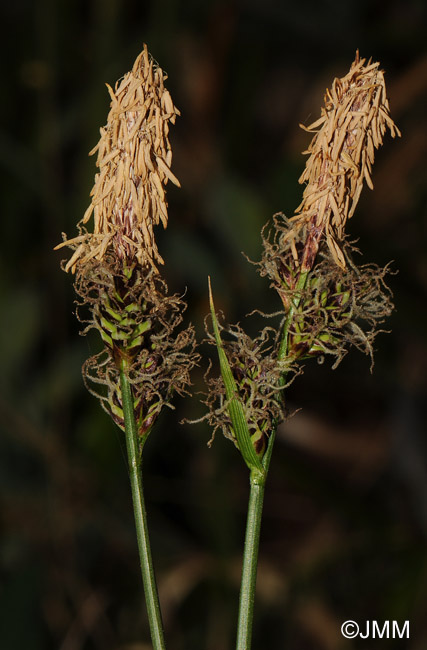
left=284, top=52, right=400, bottom=270
left=55, top=44, right=180, bottom=272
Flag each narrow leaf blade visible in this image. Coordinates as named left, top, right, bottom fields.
left=208, top=278, right=264, bottom=474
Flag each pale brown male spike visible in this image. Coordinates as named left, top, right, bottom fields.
left=55, top=44, right=180, bottom=272
left=284, top=52, right=400, bottom=271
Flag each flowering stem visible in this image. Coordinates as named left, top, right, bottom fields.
left=236, top=430, right=276, bottom=650
left=236, top=270, right=308, bottom=649
left=236, top=468, right=267, bottom=650
left=120, top=363, right=166, bottom=650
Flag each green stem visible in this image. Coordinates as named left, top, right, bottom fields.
left=236, top=469, right=267, bottom=650
left=236, top=271, right=309, bottom=649
left=235, top=427, right=276, bottom=650
left=277, top=271, right=308, bottom=362
left=120, top=364, right=166, bottom=650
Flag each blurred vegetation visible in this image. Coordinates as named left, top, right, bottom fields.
left=1, top=0, right=427, bottom=648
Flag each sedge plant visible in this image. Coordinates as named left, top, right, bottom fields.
left=200, top=52, right=400, bottom=650
left=55, top=45, right=198, bottom=650
left=56, top=45, right=400, bottom=650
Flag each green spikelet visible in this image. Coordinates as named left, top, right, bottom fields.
left=258, top=216, right=394, bottom=368
left=76, top=255, right=198, bottom=443
left=200, top=282, right=287, bottom=470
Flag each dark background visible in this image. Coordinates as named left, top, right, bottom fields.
left=1, top=1, right=427, bottom=648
